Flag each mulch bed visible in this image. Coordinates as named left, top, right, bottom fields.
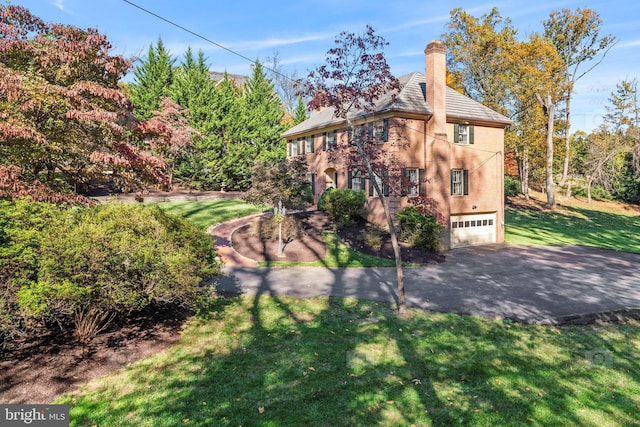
left=232, top=210, right=445, bottom=265
left=0, top=305, right=188, bottom=404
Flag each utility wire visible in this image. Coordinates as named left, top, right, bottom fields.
left=122, top=0, right=294, bottom=83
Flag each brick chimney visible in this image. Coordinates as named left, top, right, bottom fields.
left=425, top=40, right=447, bottom=137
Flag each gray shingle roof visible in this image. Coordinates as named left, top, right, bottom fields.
left=282, top=72, right=511, bottom=138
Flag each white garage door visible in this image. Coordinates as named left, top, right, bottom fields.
left=450, top=213, right=496, bottom=248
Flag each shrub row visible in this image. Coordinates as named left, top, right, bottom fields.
left=0, top=200, right=221, bottom=347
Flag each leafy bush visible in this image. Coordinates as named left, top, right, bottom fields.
left=13, top=203, right=221, bottom=345
left=396, top=206, right=444, bottom=251
left=318, top=188, right=367, bottom=227
left=316, top=187, right=334, bottom=211
left=571, top=184, right=612, bottom=201
left=504, top=175, right=521, bottom=197
left=0, top=199, right=62, bottom=344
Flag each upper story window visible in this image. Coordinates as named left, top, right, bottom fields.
left=305, top=135, right=314, bottom=153
left=323, top=131, right=337, bottom=150
left=288, top=139, right=300, bottom=156
left=454, top=124, right=474, bottom=144
left=369, top=119, right=389, bottom=143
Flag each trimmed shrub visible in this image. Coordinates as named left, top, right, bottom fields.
left=0, top=199, right=62, bottom=345
left=396, top=206, right=444, bottom=251
left=318, top=188, right=367, bottom=227
left=15, top=203, right=221, bottom=345
left=504, top=175, right=521, bottom=197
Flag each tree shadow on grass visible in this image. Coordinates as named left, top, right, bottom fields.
left=63, top=219, right=640, bottom=426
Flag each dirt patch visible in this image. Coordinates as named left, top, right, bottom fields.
left=0, top=305, right=187, bottom=404
left=232, top=210, right=445, bottom=265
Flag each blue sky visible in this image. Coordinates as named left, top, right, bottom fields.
left=11, top=0, right=640, bottom=133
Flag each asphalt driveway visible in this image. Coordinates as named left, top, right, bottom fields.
left=217, top=244, right=640, bottom=324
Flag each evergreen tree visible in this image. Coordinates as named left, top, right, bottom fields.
left=292, top=96, right=309, bottom=125
left=211, top=61, right=286, bottom=191
left=240, top=61, right=286, bottom=162
left=204, top=73, right=244, bottom=190
left=130, top=37, right=175, bottom=120
left=170, top=48, right=218, bottom=185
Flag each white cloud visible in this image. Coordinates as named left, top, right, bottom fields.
left=223, top=32, right=335, bottom=51
left=50, top=0, right=66, bottom=11
left=615, top=39, right=640, bottom=49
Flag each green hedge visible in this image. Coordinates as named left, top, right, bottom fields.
left=1, top=200, right=221, bottom=347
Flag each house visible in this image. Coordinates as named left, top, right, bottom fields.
left=281, top=40, right=511, bottom=249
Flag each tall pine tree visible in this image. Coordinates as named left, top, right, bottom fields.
left=292, top=96, right=309, bottom=125
left=170, top=48, right=218, bottom=185
left=130, top=37, right=175, bottom=120
left=240, top=60, right=286, bottom=163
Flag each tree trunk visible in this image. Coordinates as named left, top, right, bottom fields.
left=587, top=176, right=593, bottom=204
left=522, top=145, right=530, bottom=201
left=538, top=94, right=556, bottom=208
left=560, top=94, right=572, bottom=186
left=354, top=137, right=406, bottom=314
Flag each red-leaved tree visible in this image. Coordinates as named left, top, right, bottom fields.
left=302, top=26, right=417, bottom=312
left=0, top=5, right=187, bottom=201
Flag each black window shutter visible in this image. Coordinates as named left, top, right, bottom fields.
left=368, top=122, right=374, bottom=139
left=322, top=132, right=327, bottom=150
left=454, top=124, right=459, bottom=143
left=463, top=169, right=469, bottom=195
left=311, top=173, right=315, bottom=196
left=419, top=168, right=426, bottom=195
left=382, top=118, right=389, bottom=142
left=450, top=170, right=455, bottom=195
left=347, top=170, right=353, bottom=189
left=384, top=181, right=389, bottom=196
left=469, top=125, right=474, bottom=144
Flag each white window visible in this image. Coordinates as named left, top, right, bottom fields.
left=305, top=136, right=314, bottom=153
left=451, top=169, right=463, bottom=195
left=352, top=176, right=363, bottom=192
left=324, top=131, right=337, bottom=150
left=451, top=169, right=468, bottom=196
left=290, top=140, right=299, bottom=156
left=407, top=168, right=419, bottom=197
left=457, top=125, right=468, bottom=144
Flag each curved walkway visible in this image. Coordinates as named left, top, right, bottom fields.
left=212, top=217, right=640, bottom=325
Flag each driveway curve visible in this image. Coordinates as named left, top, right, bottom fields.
left=216, top=244, right=640, bottom=325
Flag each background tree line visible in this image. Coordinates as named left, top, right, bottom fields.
left=443, top=7, right=639, bottom=205
left=128, top=39, right=307, bottom=192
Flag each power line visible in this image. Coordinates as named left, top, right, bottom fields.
left=122, top=0, right=294, bottom=82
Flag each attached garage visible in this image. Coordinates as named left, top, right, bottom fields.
left=450, top=213, right=497, bottom=248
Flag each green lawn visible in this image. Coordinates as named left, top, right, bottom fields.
left=58, top=295, right=640, bottom=426
left=505, top=203, right=640, bottom=253
left=59, top=198, right=640, bottom=425
left=156, top=199, right=266, bottom=230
